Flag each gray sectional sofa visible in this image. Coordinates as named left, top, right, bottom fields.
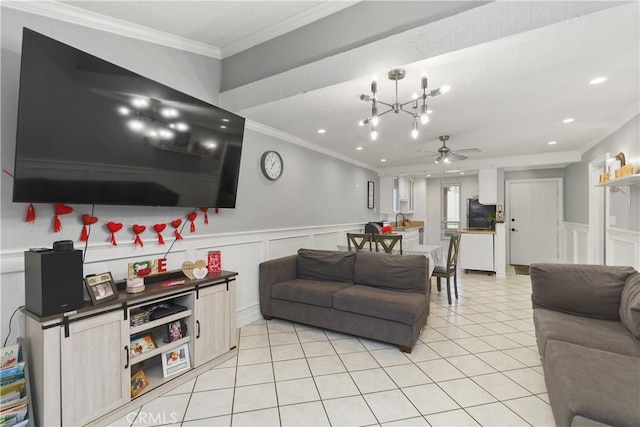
left=259, top=248, right=430, bottom=352
left=530, top=263, right=640, bottom=427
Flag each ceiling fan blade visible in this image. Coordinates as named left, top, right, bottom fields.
left=416, top=150, right=438, bottom=156
left=452, top=148, right=481, bottom=154
left=448, top=152, right=468, bottom=160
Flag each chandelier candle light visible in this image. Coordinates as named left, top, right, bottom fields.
left=359, top=69, right=449, bottom=140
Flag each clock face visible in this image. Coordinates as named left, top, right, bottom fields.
left=261, top=151, right=283, bottom=181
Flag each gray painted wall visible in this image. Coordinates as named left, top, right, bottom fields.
left=221, top=1, right=486, bottom=91
left=0, top=7, right=379, bottom=253
left=565, top=115, right=639, bottom=230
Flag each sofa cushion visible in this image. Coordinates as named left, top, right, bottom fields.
left=272, top=279, right=352, bottom=308
left=531, top=263, right=637, bottom=320
left=543, top=340, right=640, bottom=427
left=533, top=308, right=640, bottom=358
left=353, top=251, right=427, bottom=292
left=620, top=273, right=640, bottom=339
left=333, top=285, right=427, bottom=326
left=297, top=249, right=355, bottom=283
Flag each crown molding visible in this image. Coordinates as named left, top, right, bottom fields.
left=2, top=0, right=222, bottom=59
left=221, top=1, right=359, bottom=58
left=245, top=120, right=378, bottom=173
left=579, top=103, right=640, bottom=156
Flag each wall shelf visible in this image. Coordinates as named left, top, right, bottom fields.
left=595, top=174, right=640, bottom=187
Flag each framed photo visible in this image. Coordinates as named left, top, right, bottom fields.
left=367, top=181, right=375, bottom=209
left=84, top=272, right=119, bottom=305
left=166, top=320, right=186, bottom=343
left=161, top=344, right=190, bottom=378
left=130, top=369, right=149, bottom=398
left=130, top=335, right=156, bottom=357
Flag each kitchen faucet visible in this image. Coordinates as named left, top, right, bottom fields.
left=395, top=212, right=406, bottom=227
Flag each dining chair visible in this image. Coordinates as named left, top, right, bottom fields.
left=347, top=233, right=373, bottom=251
left=432, top=234, right=461, bottom=304
left=374, top=234, right=403, bottom=254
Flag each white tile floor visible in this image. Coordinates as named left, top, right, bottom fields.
left=114, top=269, right=556, bottom=426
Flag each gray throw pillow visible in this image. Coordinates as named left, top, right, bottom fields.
left=297, top=249, right=355, bottom=283
left=620, top=273, right=640, bottom=339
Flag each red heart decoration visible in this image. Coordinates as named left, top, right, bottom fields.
left=82, top=214, right=98, bottom=225
left=154, top=223, right=166, bottom=233
left=171, top=219, right=182, bottom=228
left=132, top=224, right=146, bottom=234
left=107, top=222, right=123, bottom=233
left=54, top=203, right=73, bottom=215
left=187, top=212, right=197, bottom=222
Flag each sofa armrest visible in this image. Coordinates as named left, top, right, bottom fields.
left=530, top=263, right=637, bottom=320
left=259, top=255, right=298, bottom=317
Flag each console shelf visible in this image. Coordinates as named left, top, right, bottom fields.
left=130, top=309, right=191, bottom=335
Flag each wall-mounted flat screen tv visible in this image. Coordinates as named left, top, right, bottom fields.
left=13, top=28, right=245, bottom=208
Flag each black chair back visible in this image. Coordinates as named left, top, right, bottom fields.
left=374, top=234, right=403, bottom=254
left=347, top=233, right=373, bottom=251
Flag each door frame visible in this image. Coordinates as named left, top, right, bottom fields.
left=505, top=177, right=563, bottom=265
left=588, top=153, right=609, bottom=264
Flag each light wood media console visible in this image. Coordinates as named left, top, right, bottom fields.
left=24, top=270, right=238, bottom=426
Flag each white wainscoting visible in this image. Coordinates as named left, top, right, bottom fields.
left=606, top=227, right=640, bottom=270
left=561, top=222, right=590, bottom=264
left=0, top=223, right=364, bottom=340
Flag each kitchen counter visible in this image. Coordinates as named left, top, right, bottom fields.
left=460, top=229, right=496, bottom=235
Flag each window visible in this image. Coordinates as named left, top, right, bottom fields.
left=441, top=184, right=461, bottom=238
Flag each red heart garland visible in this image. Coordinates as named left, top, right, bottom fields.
left=187, top=212, right=197, bottom=233
left=200, top=207, right=209, bottom=224
left=25, top=203, right=36, bottom=224
left=79, top=214, right=99, bottom=242
left=171, top=219, right=183, bottom=240
left=154, top=223, right=166, bottom=245
left=107, top=221, right=123, bottom=246
left=215, top=208, right=219, bottom=214
left=53, top=203, right=74, bottom=232
left=132, top=224, right=146, bottom=247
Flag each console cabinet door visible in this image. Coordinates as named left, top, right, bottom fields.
left=60, top=310, right=129, bottom=425
left=194, top=284, right=229, bottom=366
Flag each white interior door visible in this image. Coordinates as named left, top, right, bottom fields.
left=508, top=179, right=561, bottom=265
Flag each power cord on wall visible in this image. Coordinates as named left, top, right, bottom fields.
left=161, top=208, right=195, bottom=259
left=3, top=305, right=25, bottom=347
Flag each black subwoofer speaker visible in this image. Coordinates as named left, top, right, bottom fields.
left=24, top=248, right=84, bottom=316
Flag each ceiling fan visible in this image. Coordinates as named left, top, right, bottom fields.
left=418, top=135, right=480, bottom=164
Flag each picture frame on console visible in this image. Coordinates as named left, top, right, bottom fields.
left=84, top=272, right=119, bottom=305
left=130, top=369, right=149, bottom=398
left=161, top=344, right=190, bottom=378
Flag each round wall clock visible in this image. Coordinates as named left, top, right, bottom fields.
left=260, top=150, right=283, bottom=181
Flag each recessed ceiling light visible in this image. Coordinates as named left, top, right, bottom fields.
left=356, top=146, right=363, bottom=151
left=426, top=174, right=431, bottom=177
left=380, top=159, right=387, bottom=162
left=589, top=76, right=607, bottom=85
left=222, top=118, right=230, bottom=122
left=548, top=141, right=558, bottom=145
left=563, top=118, right=574, bottom=124
left=220, top=125, right=227, bottom=129
left=317, top=129, right=326, bottom=134
left=460, top=172, right=465, bottom=175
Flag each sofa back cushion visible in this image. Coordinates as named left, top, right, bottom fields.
left=353, top=251, right=427, bottom=292
left=297, top=249, right=355, bottom=283
left=531, top=263, right=637, bottom=320
left=620, top=273, right=640, bottom=339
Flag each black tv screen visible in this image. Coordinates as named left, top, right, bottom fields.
left=13, top=28, right=245, bottom=208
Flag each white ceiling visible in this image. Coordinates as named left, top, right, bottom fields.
left=56, top=1, right=639, bottom=176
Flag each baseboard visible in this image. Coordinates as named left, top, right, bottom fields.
left=236, top=303, right=262, bottom=328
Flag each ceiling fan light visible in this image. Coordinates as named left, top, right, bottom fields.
left=444, top=157, right=451, bottom=164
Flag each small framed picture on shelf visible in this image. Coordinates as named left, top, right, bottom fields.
left=130, top=335, right=156, bottom=357
left=161, top=344, right=190, bottom=378
left=130, top=369, right=149, bottom=398
left=166, top=320, right=187, bottom=343
left=84, top=272, right=119, bottom=305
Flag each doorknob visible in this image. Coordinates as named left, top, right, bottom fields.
left=511, top=228, right=518, bottom=232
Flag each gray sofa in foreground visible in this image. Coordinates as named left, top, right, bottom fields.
left=530, top=263, right=640, bottom=427
left=259, top=248, right=430, bottom=352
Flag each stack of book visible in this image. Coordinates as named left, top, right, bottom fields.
left=0, top=344, right=29, bottom=427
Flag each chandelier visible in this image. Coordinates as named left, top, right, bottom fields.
left=359, top=69, right=449, bottom=140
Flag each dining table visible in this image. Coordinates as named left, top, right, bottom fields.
left=336, top=243, right=443, bottom=278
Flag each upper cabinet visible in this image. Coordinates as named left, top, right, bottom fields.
left=479, top=168, right=503, bottom=205
left=379, top=176, right=415, bottom=214
left=399, top=176, right=410, bottom=201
